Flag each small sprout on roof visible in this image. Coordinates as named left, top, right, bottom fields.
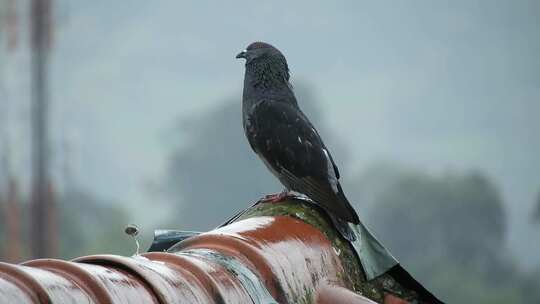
left=124, top=224, right=140, bottom=255
left=125, top=224, right=139, bottom=236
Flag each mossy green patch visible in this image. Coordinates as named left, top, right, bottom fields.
left=234, top=199, right=420, bottom=303
left=234, top=199, right=386, bottom=301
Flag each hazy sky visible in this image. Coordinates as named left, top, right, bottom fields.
left=1, top=0, right=539, bottom=267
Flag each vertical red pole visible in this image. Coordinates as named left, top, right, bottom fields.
left=5, top=178, right=23, bottom=262
left=30, top=0, right=55, bottom=258
left=4, top=0, right=19, bottom=51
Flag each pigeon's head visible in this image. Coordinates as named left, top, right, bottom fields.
left=236, top=42, right=286, bottom=65
left=236, top=42, right=290, bottom=84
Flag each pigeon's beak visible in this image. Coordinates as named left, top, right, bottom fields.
left=236, top=50, right=247, bottom=59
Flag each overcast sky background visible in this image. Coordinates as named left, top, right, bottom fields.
left=1, top=0, right=539, bottom=268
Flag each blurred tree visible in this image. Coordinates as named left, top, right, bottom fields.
left=352, top=165, right=539, bottom=303
left=343, top=162, right=414, bottom=214
left=518, top=269, right=540, bottom=301
left=0, top=192, right=5, bottom=257
left=533, top=191, right=540, bottom=223
left=57, top=189, right=132, bottom=259
left=164, top=84, right=348, bottom=230
left=1, top=186, right=132, bottom=260
left=368, top=169, right=506, bottom=268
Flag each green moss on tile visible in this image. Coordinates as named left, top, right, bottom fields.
left=233, top=199, right=419, bottom=304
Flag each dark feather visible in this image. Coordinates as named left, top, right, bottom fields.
left=246, top=99, right=359, bottom=225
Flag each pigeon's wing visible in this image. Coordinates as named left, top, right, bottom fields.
left=313, top=129, right=340, bottom=179
left=247, top=100, right=359, bottom=224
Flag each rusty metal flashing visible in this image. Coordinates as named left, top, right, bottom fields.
left=148, top=229, right=201, bottom=252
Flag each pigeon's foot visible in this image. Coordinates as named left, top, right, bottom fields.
left=263, top=190, right=291, bottom=203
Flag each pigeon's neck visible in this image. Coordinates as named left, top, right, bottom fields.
left=242, top=57, right=298, bottom=127
left=245, top=58, right=291, bottom=92
left=243, top=76, right=296, bottom=115
left=243, top=59, right=296, bottom=107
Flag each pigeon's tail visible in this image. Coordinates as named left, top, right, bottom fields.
left=335, top=183, right=360, bottom=224
left=300, top=182, right=360, bottom=241
left=328, top=212, right=357, bottom=242
left=387, top=265, right=446, bottom=304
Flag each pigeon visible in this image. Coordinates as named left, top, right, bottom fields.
left=236, top=42, right=445, bottom=304
left=236, top=41, right=359, bottom=241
